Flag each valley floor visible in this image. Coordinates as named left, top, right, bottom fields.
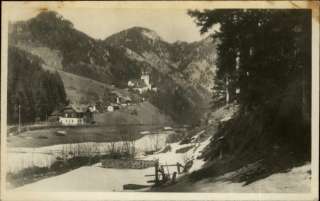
left=7, top=103, right=312, bottom=193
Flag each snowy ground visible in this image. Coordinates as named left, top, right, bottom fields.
left=13, top=165, right=155, bottom=192
left=8, top=104, right=311, bottom=193
left=142, top=130, right=212, bottom=173
left=7, top=104, right=235, bottom=192
left=168, top=163, right=311, bottom=193
left=9, top=130, right=211, bottom=192
left=9, top=132, right=311, bottom=193
left=7, top=133, right=169, bottom=173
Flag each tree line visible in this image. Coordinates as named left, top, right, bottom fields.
left=7, top=46, right=67, bottom=124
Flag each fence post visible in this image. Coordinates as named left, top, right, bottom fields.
left=155, top=160, right=159, bottom=185
left=177, top=162, right=181, bottom=174
left=171, top=172, right=177, bottom=183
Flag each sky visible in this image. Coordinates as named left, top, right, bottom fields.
left=6, top=5, right=215, bottom=43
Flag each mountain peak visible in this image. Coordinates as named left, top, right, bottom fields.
left=141, top=29, right=161, bottom=41
left=129, top=26, right=162, bottom=40
left=110, top=26, right=163, bottom=41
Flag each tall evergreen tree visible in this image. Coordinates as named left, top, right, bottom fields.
left=189, top=9, right=311, bottom=113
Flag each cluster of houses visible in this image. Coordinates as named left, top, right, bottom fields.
left=128, top=72, right=157, bottom=94
left=105, top=92, right=132, bottom=112
left=49, top=93, right=134, bottom=126
left=48, top=72, right=157, bottom=126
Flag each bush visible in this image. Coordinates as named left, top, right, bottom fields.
left=166, top=133, right=186, bottom=144
left=37, top=135, right=48, bottom=139
left=50, top=161, right=65, bottom=172
left=179, top=137, right=192, bottom=145
left=131, top=109, right=138, bottom=116
left=176, top=145, right=194, bottom=153
left=158, top=145, right=172, bottom=153
left=7, top=166, right=49, bottom=180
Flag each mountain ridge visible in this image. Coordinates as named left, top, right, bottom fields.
left=8, top=11, right=218, bottom=123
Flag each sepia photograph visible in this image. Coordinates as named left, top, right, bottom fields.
left=1, top=1, right=319, bottom=201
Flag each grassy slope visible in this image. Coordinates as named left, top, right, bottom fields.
left=11, top=42, right=112, bottom=104
left=57, top=70, right=112, bottom=104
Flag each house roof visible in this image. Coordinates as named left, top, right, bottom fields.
left=49, top=110, right=60, bottom=116
left=63, top=104, right=88, bottom=113
left=111, top=90, right=132, bottom=101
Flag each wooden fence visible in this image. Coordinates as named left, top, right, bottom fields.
left=145, top=161, right=185, bottom=185
left=101, top=159, right=156, bottom=169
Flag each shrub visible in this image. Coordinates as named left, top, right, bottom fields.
left=179, top=137, right=192, bottom=145
left=166, top=133, right=185, bottom=144
left=37, top=135, right=48, bottom=139
left=158, top=145, right=172, bottom=153
left=131, top=109, right=138, bottom=116
left=176, top=145, right=194, bottom=153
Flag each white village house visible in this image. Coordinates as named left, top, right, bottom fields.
left=57, top=104, right=95, bottom=126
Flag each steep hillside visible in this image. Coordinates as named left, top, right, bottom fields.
left=57, top=70, right=113, bottom=104
left=7, top=46, right=67, bottom=124
left=9, top=12, right=113, bottom=84
left=7, top=39, right=113, bottom=104
left=171, top=37, right=217, bottom=92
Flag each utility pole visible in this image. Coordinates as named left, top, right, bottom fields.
left=155, top=160, right=159, bottom=185
left=18, top=104, right=21, bottom=133
left=225, top=75, right=230, bottom=104
left=45, top=110, right=48, bottom=124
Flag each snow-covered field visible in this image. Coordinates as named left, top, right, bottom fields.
left=13, top=165, right=155, bottom=192
left=178, top=163, right=311, bottom=193
left=7, top=133, right=169, bottom=173
left=9, top=130, right=211, bottom=192
left=143, top=130, right=211, bottom=173
left=7, top=118, right=311, bottom=193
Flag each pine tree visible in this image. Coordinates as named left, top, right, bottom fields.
left=188, top=9, right=311, bottom=112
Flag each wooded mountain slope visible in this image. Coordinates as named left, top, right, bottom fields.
left=9, top=11, right=218, bottom=123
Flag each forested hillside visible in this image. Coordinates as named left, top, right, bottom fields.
left=188, top=9, right=311, bottom=181
left=7, top=46, right=67, bottom=124
left=9, top=12, right=113, bottom=84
